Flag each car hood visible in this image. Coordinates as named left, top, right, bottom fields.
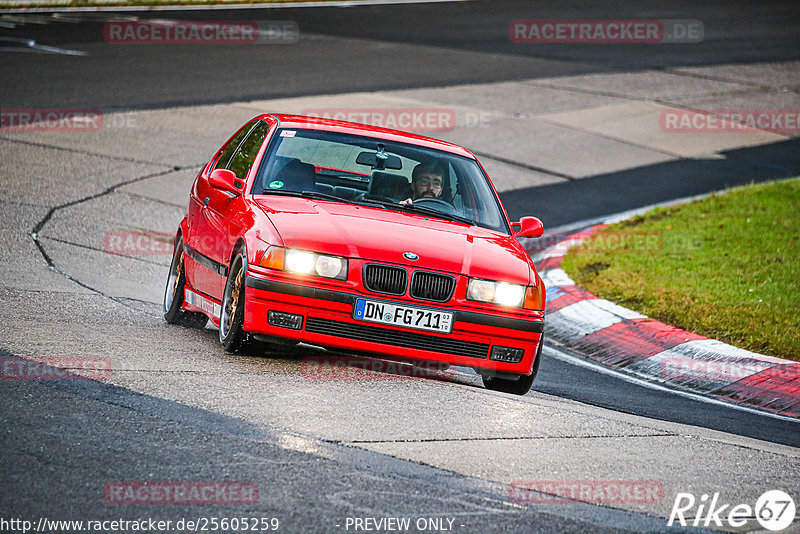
left=253, top=197, right=532, bottom=284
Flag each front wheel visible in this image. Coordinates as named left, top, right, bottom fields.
left=482, top=335, right=543, bottom=395
left=219, top=251, right=263, bottom=354
left=163, top=237, right=208, bottom=328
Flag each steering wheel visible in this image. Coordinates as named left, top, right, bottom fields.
left=411, top=197, right=458, bottom=215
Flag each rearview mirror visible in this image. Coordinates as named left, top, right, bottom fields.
left=513, top=216, right=544, bottom=238
left=356, top=151, right=402, bottom=170
left=208, top=168, right=243, bottom=195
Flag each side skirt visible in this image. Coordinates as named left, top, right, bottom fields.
left=183, top=288, right=222, bottom=326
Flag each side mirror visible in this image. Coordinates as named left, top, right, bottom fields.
left=513, top=216, right=544, bottom=238
left=208, top=168, right=243, bottom=195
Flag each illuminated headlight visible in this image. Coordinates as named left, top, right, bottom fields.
left=261, top=247, right=347, bottom=280
left=467, top=279, right=525, bottom=308
left=286, top=249, right=347, bottom=279
left=495, top=283, right=525, bottom=307
left=285, top=249, right=316, bottom=274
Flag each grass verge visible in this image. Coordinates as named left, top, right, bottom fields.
left=561, top=177, right=800, bottom=362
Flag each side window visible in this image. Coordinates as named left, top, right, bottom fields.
left=226, top=121, right=271, bottom=180
left=213, top=120, right=258, bottom=171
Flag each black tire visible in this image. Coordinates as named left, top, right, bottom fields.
left=163, top=237, right=208, bottom=328
left=219, top=251, right=263, bottom=354
left=482, top=335, right=543, bottom=396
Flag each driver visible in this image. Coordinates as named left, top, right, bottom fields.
left=400, top=159, right=447, bottom=205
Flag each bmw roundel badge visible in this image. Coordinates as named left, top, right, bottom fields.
left=403, top=252, right=419, bottom=261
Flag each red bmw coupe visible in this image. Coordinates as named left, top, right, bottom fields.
left=164, top=115, right=545, bottom=394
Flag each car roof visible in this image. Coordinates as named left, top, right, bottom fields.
left=263, top=114, right=476, bottom=159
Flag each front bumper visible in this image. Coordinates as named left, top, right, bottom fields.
left=243, top=272, right=544, bottom=375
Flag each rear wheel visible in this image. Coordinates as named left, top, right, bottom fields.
left=482, top=335, right=543, bottom=396
left=219, top=251, right=264, bottom=354
left=163, top=237, right=208, bottom=328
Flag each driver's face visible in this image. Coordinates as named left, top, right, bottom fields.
left=412, top=172, right=443, bottom=199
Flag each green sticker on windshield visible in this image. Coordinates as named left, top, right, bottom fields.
left=268, top=180, right=284, bottom=189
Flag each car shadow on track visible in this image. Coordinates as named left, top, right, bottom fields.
left=192, top=323, right=482, bottom=389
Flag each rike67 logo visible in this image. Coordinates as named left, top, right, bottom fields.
left=668, top=490, right=796, bottom=531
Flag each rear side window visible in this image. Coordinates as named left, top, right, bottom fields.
left=226, top=121, right=271, bottom=180
left=213, top=120, right=258, bottom=171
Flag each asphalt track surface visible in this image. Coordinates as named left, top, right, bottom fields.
left=2, top=0, right=800, bottom=110
left=2, top=0, right=800, bottom=229
left=1, top=1, right=799, bottom=532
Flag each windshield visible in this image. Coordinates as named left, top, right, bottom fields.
left=252, top=128, right=510, bottom=234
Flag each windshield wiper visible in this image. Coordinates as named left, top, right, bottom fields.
left=262, top=190, right=472, bottom=225
left=357, top=196, right=472, bottom=225
left=260, top=189, right=351, bottom=203
left=356, top=195, right=397, bottom=209
left=401, top=204, right=473, bottom=225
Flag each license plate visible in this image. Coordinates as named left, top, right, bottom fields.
left=354, top=298, right=453, bottom=334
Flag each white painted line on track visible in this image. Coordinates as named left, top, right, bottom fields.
left=0, top=36, right=86, bottom=55
left=544, top=343, right=800, bottom=424
left=29, top=42, right=87, bottom=55
left=0, top=0, right=471, bottom=14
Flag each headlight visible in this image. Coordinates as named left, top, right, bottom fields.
left=467, top=278, right=525, bottom=308
left=314, top=254, right=346, bottom=278
left=495, top=283, right=525, bottom=307
left=285, top=249, right=316, bottom=274
left=259, top=246, right=347, bottom=280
